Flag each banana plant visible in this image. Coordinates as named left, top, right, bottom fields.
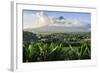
left=67, top=41, right=91, bottom=60
left=37, top=43, right=48, bottom=61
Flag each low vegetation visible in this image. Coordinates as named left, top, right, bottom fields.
left=23, top=31, right=91, bottom=62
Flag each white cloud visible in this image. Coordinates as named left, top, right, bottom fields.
left=23, top=11, right=90, bottom=29
left=23, top=12, right=52, bottom=29
left=23, top=13, right=36, bottom=29
left=49, top=18, right=90, bottom=28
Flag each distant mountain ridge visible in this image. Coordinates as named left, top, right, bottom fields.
left=23, top=11, right=91, bottom=33
left=24, top=25, right=90, bottom=33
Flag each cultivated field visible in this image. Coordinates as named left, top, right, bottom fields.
left=23, top=31, right=91, bottom=62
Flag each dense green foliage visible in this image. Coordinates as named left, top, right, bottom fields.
left=23, top=31, right=91, bottom=62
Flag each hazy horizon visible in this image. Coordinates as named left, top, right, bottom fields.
left=23, top=10, right=91, bottom=32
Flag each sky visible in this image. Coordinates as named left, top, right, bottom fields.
left=23, top=10, right=91, bottom=29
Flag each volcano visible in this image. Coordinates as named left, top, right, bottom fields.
left=24, top=11, right=91, bottom=33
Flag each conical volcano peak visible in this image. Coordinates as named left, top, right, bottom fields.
left=23, top=10, right=91, bottom=32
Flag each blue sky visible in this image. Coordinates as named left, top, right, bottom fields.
left=23, top=10, right=91, bottom=30
left=23, top=10, right=91, bottom=23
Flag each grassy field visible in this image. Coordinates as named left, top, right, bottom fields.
left=23, top=31, right=91, bottom=62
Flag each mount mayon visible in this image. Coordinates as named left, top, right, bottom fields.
left=24, top=11, right=91, bottom=33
